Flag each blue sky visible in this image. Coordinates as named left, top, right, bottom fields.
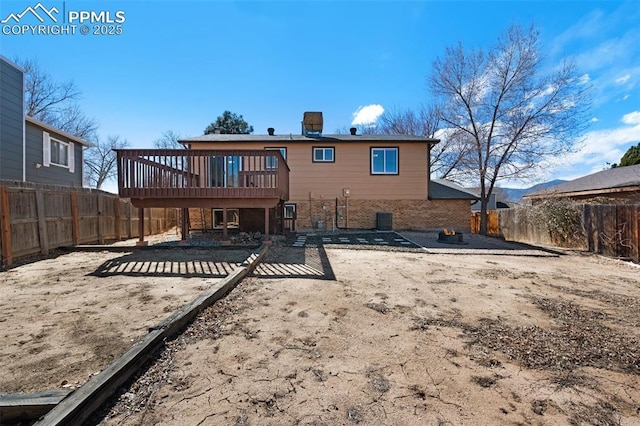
left=1, top=0, right=639, bottom=190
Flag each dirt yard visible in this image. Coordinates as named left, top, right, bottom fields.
left=82, top=238, right=639, bottom=425
left=1, top=231, right=639, bottom=425
left=0, top=243, right=255, bottom=394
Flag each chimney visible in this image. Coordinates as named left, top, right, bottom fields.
left=267, top=127, right=275, bottom=136
left=349, top=127, right=357, bottom=135
left=214, top=127, right=221, bottom=134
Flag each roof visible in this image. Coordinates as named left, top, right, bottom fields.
left=0, top=54, right=25, bottom=73
left=430, top=179, right=479, bottom=200
left=525, top=164, right=640, bottom=199
left=180, top=133, right=439, bottom=144
left=26, top=116, right=93, bottom=147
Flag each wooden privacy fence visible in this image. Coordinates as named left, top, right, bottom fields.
left=470, top=211, right=500, bottom=235
left=497, top=203, right=640, bottom=263
left=0, top=184, right=178, bottom=266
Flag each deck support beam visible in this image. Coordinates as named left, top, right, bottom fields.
left=264, top=207, right=269, bottom=238
left=222, top=208, right=228, bottom=240
left=136, top=207, right=147, bottom=246
left=180, top=208, right=189, bottom=241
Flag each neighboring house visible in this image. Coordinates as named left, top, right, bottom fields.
left=115, top=112, right=472, bottom=237
left=524, top=164, right=640, bottom=204
left=0, top=55, right=91, bottom=187
left=430, top=179, right=480, bottom=211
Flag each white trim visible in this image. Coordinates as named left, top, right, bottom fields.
left=22, top=69, right=26, bottom=182
left=43, top=131, right=51, bottom=167
left=49, top=136, right=70, bottom=168
left=68, top=142, right=75, bottom=173
left=25, top=115, right=93, bottom=147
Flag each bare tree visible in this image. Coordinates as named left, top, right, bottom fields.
left=153, top=130, right=183, bottom=149
left=20, top=59, right=98, bottom=139
left=377, top=105, right=471, bottom=179
left=430, top=24, right=590, bottom=234
left=84, top=135, right=129, bottom=189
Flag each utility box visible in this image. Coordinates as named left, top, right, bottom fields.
left=376, top=212, right=393, bottom=231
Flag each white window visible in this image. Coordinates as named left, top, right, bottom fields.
left=371, top=147, right=398, bottom=175
left=313, top=147, right=334, bottom=162
left=43, top=131, right=74, bottom=172
left=284, top=204, right=296, bottom=219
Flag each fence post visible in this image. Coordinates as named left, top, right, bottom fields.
left=35, top=189, right=49, bottom=255
left=0, top=186, right=12, bottom=266
left=114, top=198, right=121, bottom=241
left=127, top=201, right=133, bottom=239
left=97, top=194, right=104, bottom=244
left=70, top=192, right=79, bottom=245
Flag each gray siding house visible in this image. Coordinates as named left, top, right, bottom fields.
left=0, top=56, right=91, bottom=187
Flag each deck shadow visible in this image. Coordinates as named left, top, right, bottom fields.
left=252, top=245, right=336, bottom=280
left=90, top=248, right=253, bottom=278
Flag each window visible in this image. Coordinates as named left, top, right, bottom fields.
left=371, top=147, right=398, bottom=175
left=284, top=204, right=296, bottom=219
left=313, top=147, right=334, bottom=163
left=43, top=131, right=74, bottom=172
left=213, top=209, right=239, bottom=228
left=51, top=139, right=69, bottom=166
left=266, top=147, right=286, bottom=169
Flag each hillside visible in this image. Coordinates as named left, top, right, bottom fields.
left=497, top=180, right=567, bottom=203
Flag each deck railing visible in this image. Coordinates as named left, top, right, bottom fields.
left=115, top=149, right=289, bottom=201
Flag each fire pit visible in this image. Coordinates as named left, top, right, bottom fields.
left=437, top=229, right=466, bottom=244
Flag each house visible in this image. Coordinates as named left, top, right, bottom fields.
left=0, top=55, right=91, bottom=187
left=429, top=179, right=480, bottom=208
left=524, top=164, right=640, bottom=204
left=115, top=112, right=472, bottom=240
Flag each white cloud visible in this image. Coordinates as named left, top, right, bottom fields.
left=621, top=110, right=640, bottom=125
left=578, top=73, right=591, bottom=85
left=616, top=94, right=631, bottom=102
left=615, top=74, right=631, bottom=84
left=351, top=104, right=384, bottom=126
left=590, top=117, right=599, bottom=123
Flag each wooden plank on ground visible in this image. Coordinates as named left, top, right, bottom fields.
left=0, top=186, right=12, bottom=266
left=0, top=390, right=72, bottom=422
left=34, top=246, right=267, bottom=426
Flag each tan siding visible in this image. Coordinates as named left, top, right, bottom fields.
left=191, top=141, right=429, bottom=200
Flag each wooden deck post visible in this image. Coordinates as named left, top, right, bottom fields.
left=181, top=208, right=189, bottom=241
left=0, top=186, right=13, bottom=266
left=264, top=207, right=269, bottom=237
left=136, top=207, right=147, bottom=246
left=222, top=208, right=228, bottom=240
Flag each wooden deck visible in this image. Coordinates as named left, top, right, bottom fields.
left=116, top=149, right=289, bottom=209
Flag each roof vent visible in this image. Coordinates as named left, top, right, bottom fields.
left=267, top=127, right=275, bottom=136
left=350, top=127, right=357, bottom=135
left=302, top=111, right=323, bottom=136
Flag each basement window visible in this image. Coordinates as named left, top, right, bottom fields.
left=213, top=209, right=239, bottom=229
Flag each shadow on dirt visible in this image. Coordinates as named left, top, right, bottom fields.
left=90, top=248, right=253, bottom=278
left=252, top=245, right=336, bottom=280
